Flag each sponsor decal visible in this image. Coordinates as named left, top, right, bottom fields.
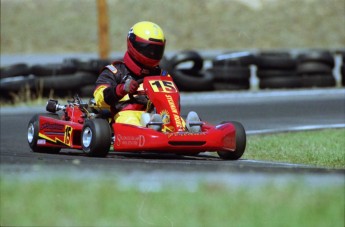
left=41, top=123, right=64, bottom=131
left=167, top=132, right=207, bottom=138
left=106, top=65, right=118, bottom=74
left=165, top=94, right=183, bottom=129
left=160, top=109, right=170, bottom=124
left=37, top=139, right=46, bottom=145
left=116, top=134, right=145, bottom=147
left=163, top=125, right=174, bottom=132
left=165, top=94, right=178, bottom=113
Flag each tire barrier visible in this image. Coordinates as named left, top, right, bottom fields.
left=212, top=51, right=256, bottom=67
left=256, top=51, right=299, bottom=89
left=0, top=49, right=343, bottom=102
left=1, top=75, right=36, bottom=92
left=0, top=58, right=113, bottom=101
left=295, top=50, right=336, bottom=88
left=208, top=51, right=254, bottom=91
left=0, top=63, right=31, bottom=79
left=30, top=62, right=78, bottom=77
left=257, top=50, right=337, bottom=89
left=297, top=50, right=335, bottom=68
left=168, top=50, right=214, bottom=91
left=63, top=58, right=113, bottom=74
left=206, top=67, right=250, bottom=90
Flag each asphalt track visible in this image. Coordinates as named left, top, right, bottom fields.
left=1, top=88, right=344, bottom=187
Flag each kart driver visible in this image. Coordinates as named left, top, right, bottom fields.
left=93, top=21, right=201, bottom=132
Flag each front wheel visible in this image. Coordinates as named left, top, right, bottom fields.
left=82, top=119, right=112, bottom=157
left=27, top=113, right=62, bottom=154
left=217, top=121, right=246, bottom=160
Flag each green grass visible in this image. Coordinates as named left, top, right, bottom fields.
left=1, top=178, right=344, bottom=227
left=1, top=130, right=344, bottom=226
left=244, top=129, right=345, bottom=168
left=1, top=0, right=344, bottom=54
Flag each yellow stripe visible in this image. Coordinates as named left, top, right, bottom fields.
left=38, top=132, right=66, bottom=145
left=94, top=85, right=110, bottom=108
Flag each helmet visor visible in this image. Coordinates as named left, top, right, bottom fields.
left=129, top=34, right=165, bottom=60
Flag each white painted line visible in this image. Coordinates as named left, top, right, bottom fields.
left=247, top=124, right=345, bottom=135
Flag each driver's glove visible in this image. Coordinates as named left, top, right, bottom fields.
left=116, top=78, right=139, bottom=97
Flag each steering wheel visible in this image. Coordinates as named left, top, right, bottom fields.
left=128, top=78, right=147, bottom=105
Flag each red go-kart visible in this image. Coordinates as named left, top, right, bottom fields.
left=27, top=75, right=246, bottom=160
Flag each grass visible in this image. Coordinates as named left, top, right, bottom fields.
left=1, top=178, right=344, bottom=227
left=1, top=0, right=344, bottom=54
left=244, top=129, right=345, bottom=168
left=1, top=130, right=344, bottom=226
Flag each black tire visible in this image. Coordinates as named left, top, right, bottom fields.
left=300, top=75, right=336, bottom=88
left=208, top=66, right=251, bottom=81
left=177, top=69, right=206, bottom=78
left=171, top=69, right=214, bottom=91
left=212, top=51, right=256, bottom=67
left=0, top=63, right=31, bottom=78
left=169, top=50, right=204, bottom=73
left=297, top=62, right=333, bottom=75
left=78, top=85, right=95, bottom=97
left=260, top=51, right=290, bottom=57
left=256, top=70, right=298, bottom=79
left=256, top=53, right=297, bottom=70
left=38, top=72, right=97, bottom=90
left=217, top=121, right=246, bottom=160
left=82, top=119, right=112, bottom=157
left=0, top=75, right=36, bottom=92
left=27, top=113, right=61, bottom=154
left=297, top=50, right=335, bottom=68
left=259, top=76, right=302, bottom=89
left=213, top=81, right=250, bottom=90
left=30, top=62, right=77, bottom=77
left=62, top=58, right=113, bottom=74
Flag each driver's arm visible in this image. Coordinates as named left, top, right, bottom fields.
left=94, top=66, right=138, bottom=108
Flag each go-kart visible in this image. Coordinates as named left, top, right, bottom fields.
left=27, top=75, right=246, bottom=160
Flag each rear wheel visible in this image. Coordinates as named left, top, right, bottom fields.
left=27, top=113, right=61, bottom=154
left=82, top=119, right=112, bottom=157
left=217, top=121, right=246, bottom=160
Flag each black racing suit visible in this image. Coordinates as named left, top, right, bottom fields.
left=93, top=61, right=167, bottom=114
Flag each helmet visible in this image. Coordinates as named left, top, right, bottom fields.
left=127, top=21, right=166, bottom=68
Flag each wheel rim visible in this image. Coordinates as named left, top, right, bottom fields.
left=27, top=123, right=34, bottom=143
left=82, top=127, right=92, bottom=148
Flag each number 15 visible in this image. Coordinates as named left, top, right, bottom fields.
left=149, top=80, right=177, bottom=93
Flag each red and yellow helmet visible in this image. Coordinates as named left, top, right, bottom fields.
left=127, top=21, right=166, bottom=68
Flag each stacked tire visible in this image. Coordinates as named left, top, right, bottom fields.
left=0, top=58, right=113, bottom=101
left=256, top=52, right=299, bottom=89
left=296, top=50, right=336, bottom=88
left=1, top=49, right=341, bottom=102
left=61, top=58, right=113, bottom=97
left=207, top=51, right=254, bottom=90
left=1, top=63, right=35, bottom=101
left=167, top=50, right=214, bottom=91
left=256, top=50, right=336, bottom=89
